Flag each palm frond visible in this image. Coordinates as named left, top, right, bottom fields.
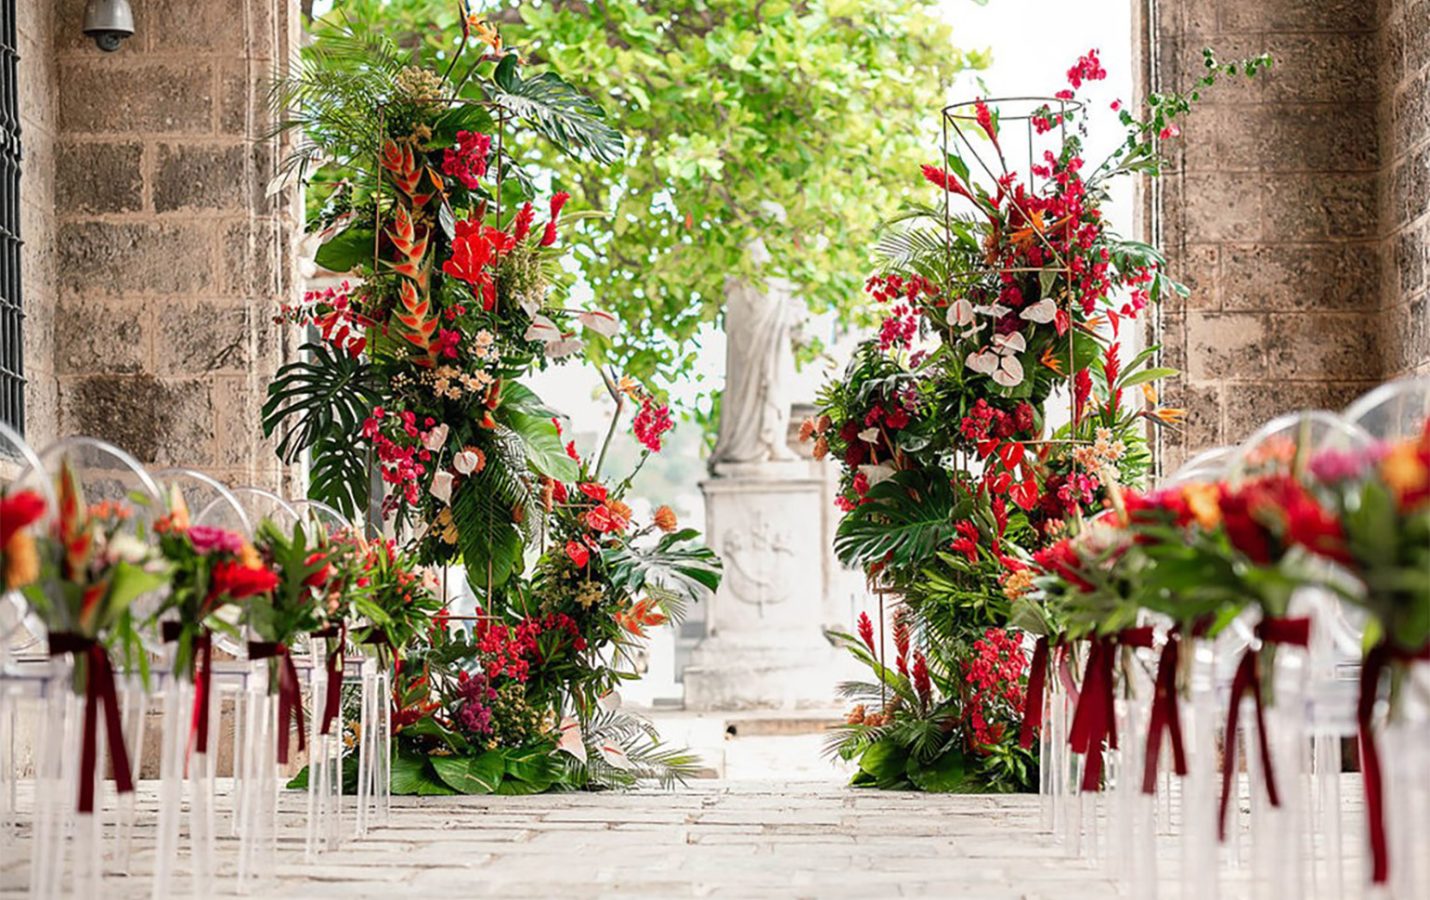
left=580, top=709, right=703, bottom=789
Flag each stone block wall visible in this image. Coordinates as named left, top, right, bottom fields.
left=1381, top=0, right=1430, bottom=376
left=1149, top=0, right=1390, bottom=470
left=16, top=0, right=300, bottom=490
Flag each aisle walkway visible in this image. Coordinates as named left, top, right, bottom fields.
left=2, top=780, right=1121, bottom=898
left=272, top=783, right=1112, bottom=898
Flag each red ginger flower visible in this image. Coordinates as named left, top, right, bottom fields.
left=921, top=164, right=974, bottom=202
left=539, top=192, right=571, bottom=247
left=912, top=652, right=932, bottom=709
left=857, top=612, right=877, bottom=656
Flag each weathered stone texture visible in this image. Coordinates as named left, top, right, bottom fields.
left=12, top=0, right=302, bottom=494
left=1152, top=0, right=1428, bottom=470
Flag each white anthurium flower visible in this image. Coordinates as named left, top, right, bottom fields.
left=598, top=742, right=634, bottom=771
left=524, top=315, right=562, bottom=343
left=577, top=310, right=619, bottom=337
left=598, top=690, right=622, bottom=712
left=966, top=348, right=1000, bottom=375
left=951, top=298, right=977, bottom=327
left=430, top=470, right=454, bottom=505
left=857, top=427, right=880, bottom=443
left=519, top=296, right=542, bottom=318
left=975, top=303, right=1011, bottom=318
left=992, top=331, right=1027, bottom=355
left=423, top=423, right=450, bottom=453
left=557, top=717, right=587, bottom=763
left=546, top=337, right=586, bottom=359
left=452, top=449, right=481, bottom=475
left=991, top=354, right=1025, bottom=387
left=859, top=464, right=897, bottom=488
left=1020, top=298, right=1057, bottom=324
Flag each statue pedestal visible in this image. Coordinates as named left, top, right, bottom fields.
left=682, top=460, right=849, bottom=710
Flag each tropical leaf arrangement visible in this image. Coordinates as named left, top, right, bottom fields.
left=268, top=8, right=719, bottom=793
left=803, top=49, right=1272, bottom=792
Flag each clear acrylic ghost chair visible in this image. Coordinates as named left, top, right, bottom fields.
left=148, top=468, right=253, bottom=898
left=288, top=498, right=355, bottom=855
left=11, top=437, right=164, bottom=897
left=224, top=486, right=300, bottom=891
left=1226, top=411, right=1374, bottom=899
left=1344, top=378, right=1430, bottom=898
left=1144, top=446, right=1238, bottom=900
left=0, top=422, right=55, bottom=860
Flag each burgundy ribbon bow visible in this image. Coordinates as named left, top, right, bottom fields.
left=1217, top=615, right=1310, bottom=841
left=1018, top=635, right=1050, bottom=750
left=48, top=633, right=135, bottom=813
left=1357, top=640, right=1430, bottom=884
left=161, top=621, right=215, bottom=754
left=313, top=625, right=345, bottom=737
left=1143, top=632, right=1187, bottom=793
left=248, top=641, right=306, bottom=765
left=1067, top=628, right=1154, bottom=792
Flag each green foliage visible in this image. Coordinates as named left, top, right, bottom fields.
left=833, top=469, right=960, bottom=570
left=601, top=527, right=723, bottom=622
left=261, top=342, right=383, bottom=464
left=312, top=0, right=987, bottom=390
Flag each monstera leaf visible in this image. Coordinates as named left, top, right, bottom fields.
left=834, top=469, right=960, bottom=570
left=261, top=342, right=382, bottom=463
left=306, top=433, right=370, bottom=522
left=602, top=528, right=722, bottom=619
left=491, top=52, right=625, bottom=164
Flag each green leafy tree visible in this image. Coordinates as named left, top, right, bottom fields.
left=307, top=0, right=987, bottom=394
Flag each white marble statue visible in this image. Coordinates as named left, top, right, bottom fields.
left=710, top=241, right=799, bottom=468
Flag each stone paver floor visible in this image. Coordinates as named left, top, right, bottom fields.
left=2, top=778, right=1132, bottom=899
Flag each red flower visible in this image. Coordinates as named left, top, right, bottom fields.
left=951, top=519, right=980, bottom=565
left=1066, top=48, right=1107, bottom=89
left=304, top=551, right=331, bottom=588
left=0, top=490, right=45, bottom=547
left=921, top=164, right=974, bottom=202
left=632, top=397, right=675, bottom=452
left=513, top=202, right=535, bottom=242
left=585, top=505, right=620, bottom=534
left=856, top=611, right=877, bottom=656
left=912, top=652, right=932, bottom=708
left=539, top=191, right=571, bottom=248
left=209, top=561, right=278, bottom=602
left=564, top=540, right=590, bottom=568
left=974, top=98, right=998, bottom=151
left=565, top=441, right=581, bottom=461
left=578, top=482, right=608, bottom=503
left=441, top=130, right=491, bottom=190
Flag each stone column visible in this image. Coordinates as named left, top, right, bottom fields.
left=1149, top=0, right=1384, bottom=470
left=47, top=0, right=300, bottom=490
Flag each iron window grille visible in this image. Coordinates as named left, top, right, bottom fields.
left=0, top=0, right=21, bottom=439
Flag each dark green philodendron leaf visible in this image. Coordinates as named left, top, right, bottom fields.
left=313, top=227, right=377, bottom=273
left=906, top=749, right=977, bottom=793
left=496, top=382, right=579, bottom=483
left=261, top=342, right=383, bottom=463
left=431, top=751, right=506, bottom=795
left=858, top=738, right=912, bottom=790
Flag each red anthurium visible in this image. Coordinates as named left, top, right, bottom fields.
left=564, top=541, right=590, bottom=568
left=578, top=483, right=608, bottom=503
